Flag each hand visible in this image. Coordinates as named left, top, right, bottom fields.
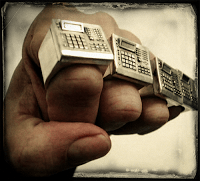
left=4, top=3, right=183, bottom=177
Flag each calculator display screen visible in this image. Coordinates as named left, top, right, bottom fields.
left=182, top=74, right=190, bottom=83
left=163, top=63, right=171, bottom=75
left=62, top=22, right=83, bottom=32
left=121, top=40, right=135, bottom=50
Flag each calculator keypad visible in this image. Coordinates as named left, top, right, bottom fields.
left=138, top=65, right=151, bottom=75
left=192, top=96, right=197, bottom=105
left=61, top=31, right=109, bottom=52
left=84, top=27, right=104, bottom=42
left=160, top=72, right=174, bottom=92
left=119, top=50, right=151, bottom=76
left=136, top=48, right=148, bottom=62
left=89, top=43, right=110, bottom=52
left=121, top=50, right=137, bottom=71
left=181, top=82, right=191, bottom=100
left=172, top=73, right=182, bottom=97
left=61, top=33, right=88, bottom=49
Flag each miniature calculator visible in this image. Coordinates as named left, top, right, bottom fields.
left=38, top=19, right=113, bottom=87
left=152, top=57, right=198, bottom=111
left=104, top=34, right=153, bottom=86
left=177, top=71, right=198, bottom=110
left=152, top=57, right=183, bottom=107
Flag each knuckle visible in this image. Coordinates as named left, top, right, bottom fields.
left=144, top=110, right=169, bottom=125
left=98, top=80, right=142, bottom=131
left=112, top=102, right=142, bottom=122
left=141, top=98, right=169, bottom=125
left=119, top=29, right=142, bottom=45
left=47, top=65, right=103, bottom=98
left=46, top=65, right=103, bottom=122
left=99, top=96, right=142, bottom=131
left=96, top=12, right=118, bottom=25
left=95, top=12, right=119, bottom=38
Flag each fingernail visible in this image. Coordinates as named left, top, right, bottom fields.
left=68, top=134, right=111, bottom=166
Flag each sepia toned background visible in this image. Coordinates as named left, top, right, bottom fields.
left=2, top=2, right=198, bottom=178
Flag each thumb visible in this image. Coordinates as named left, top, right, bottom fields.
left=13, top=120, right=111, bottom=177
left=68, top=133, right=110, bottom=166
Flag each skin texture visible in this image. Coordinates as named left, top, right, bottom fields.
left=4, top=4, right=183, bottom=177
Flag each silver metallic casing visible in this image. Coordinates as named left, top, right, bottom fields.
left=153, top=57, right=183, bottom=107
left=140, top=57, right=198, bottom=111
left=38, top=19, right=113, bottom=87
left=177, top=70, right=198, bottom=111
left=104, top=34, right=153, bottom=86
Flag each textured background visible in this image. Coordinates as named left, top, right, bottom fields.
left=3, top=2, right=198, bottom=177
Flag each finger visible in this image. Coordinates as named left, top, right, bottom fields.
left=96, top=27, right=148, bottom=131
left=168, top=106, right=184, bottom=121
left=46, top=64, right=103, bottom=123
left=133, top=105, right=184, bottom=135
left=97, top=79, right=142, bottom=131
left=137, top=106, right=184, bottom=135
left=8, top=119, right=111, bottom=176
left=139, top=96, right=169, bottom=125
left=107, top=118, right=162, bottom=135
left=132, top=96, right=169, bottom=134
left=108, top=96, right=169, bottom=135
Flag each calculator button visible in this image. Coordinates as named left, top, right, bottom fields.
left=71, top=38, right=76, bottom=41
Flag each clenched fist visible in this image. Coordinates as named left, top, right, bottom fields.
left=4, top=3, right=183, bottom=177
